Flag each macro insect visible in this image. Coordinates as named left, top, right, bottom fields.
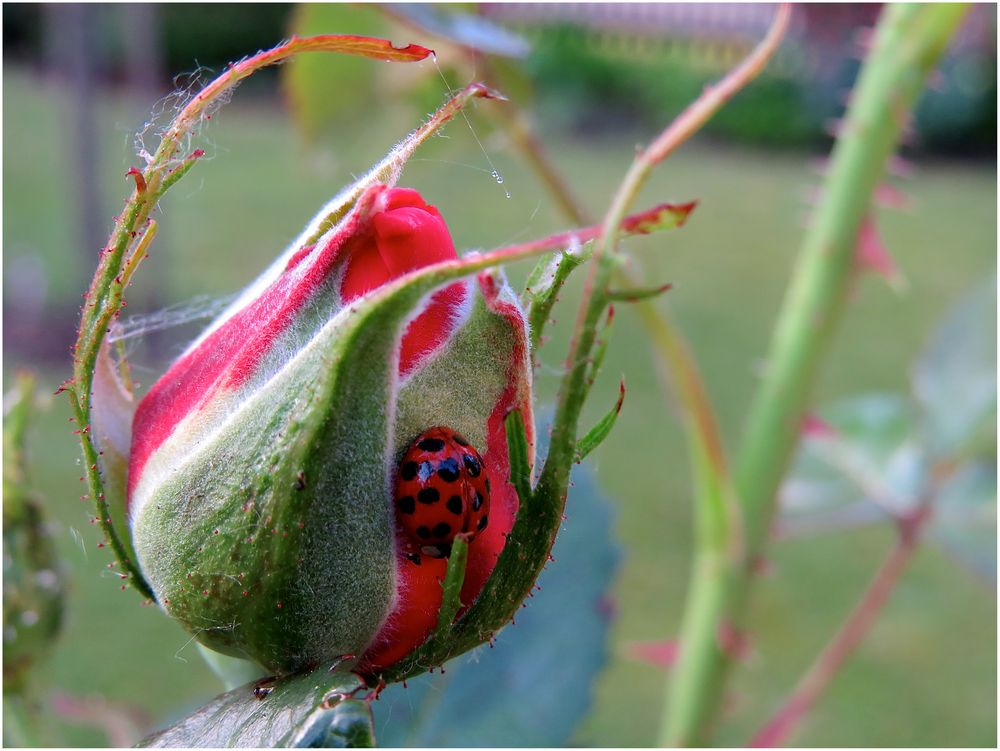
left=393, top=427, right=491, bottom=561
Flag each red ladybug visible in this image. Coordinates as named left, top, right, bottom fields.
left=393, top=427, right=490, bottom=560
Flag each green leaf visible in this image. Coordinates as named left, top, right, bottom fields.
left=374, top=462, right=619, bottom=746
left=928, top=461, right=996, bottom=585
left=197, top=645, right=268, bottom=692
left=575, top=378, right=626, bottom=463
left=137, top=667, right=374, bottom=748
left=778, top=394, right=926, bottom=534
left=621, top=200, right=696, bottom=233
left=912, top=279, right=997, bottom=458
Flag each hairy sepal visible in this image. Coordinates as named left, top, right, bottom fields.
left=359, top=268, right=534, bottom=671
left=132, top=215, right=539, bottom=674
left=90, top=340, right=139, bottom=565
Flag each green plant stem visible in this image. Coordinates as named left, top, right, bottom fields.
left=538, top=3, right=790, bottom=518
left=489, top=64, right=737, bottom=557
left=480, top=14, right=785, bottom=745
left=662, top=5, right=968, bottom=745
left=66, top=36, right=433, bottom=598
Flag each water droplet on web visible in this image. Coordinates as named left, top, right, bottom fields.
left=433, top=55, right=512, bottom=200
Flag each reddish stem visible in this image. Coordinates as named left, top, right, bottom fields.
left=750, top=506, right=931, bottom=747
left=472, top=201, right=690, bottom=266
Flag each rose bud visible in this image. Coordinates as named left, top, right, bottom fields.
left=125, top=183, right=533, bottom=676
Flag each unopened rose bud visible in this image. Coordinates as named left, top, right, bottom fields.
left=127, top=184, right=532, bottom=675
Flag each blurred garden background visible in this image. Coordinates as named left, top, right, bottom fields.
left=3, top=3, right=996, bottom=747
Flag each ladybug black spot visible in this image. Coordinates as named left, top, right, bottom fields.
left=446, top=495, right=463, bottom=515
left=437, top=458, right=460, bottom=482
left=418, top=437, right=446, bottom=453
left=417, top=488, right=440, bottom=504
left=472, top=491, right=484, bottom=511
left=452, top=433, right=470, bottom=447
left=462, top=454, right=481, bottom=477
left=432, top=522, right=452, bottom=538
left=477, top=515, right=489, bottom=531
left=406, top=552, right=422, bottom=565
left=397, top=496, right=416, bottom=514
left=400, top=461, right=419, bottom=481
left=416, top=526, right=431, bottom=539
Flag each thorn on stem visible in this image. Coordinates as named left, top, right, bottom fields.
left=125, top=167, right=146, bottom=194
left=801, top=412, right=837, bottom=439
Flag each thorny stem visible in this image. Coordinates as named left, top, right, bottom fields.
left=66, top=36, right=432, bottom=598
left=749, top=506, right=931, bottom=747
left=486, top=42, right=739, bottom=578
left=478, top=42, right=732, bottom=501
left=461, top=3, right=789, bottom=742
left=484, top=11, right=787, bottom=744
left=665, top=5, right=968, bottom=745
left=538, top=4, right=791, bottom=528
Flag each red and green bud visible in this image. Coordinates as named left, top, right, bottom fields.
left=123, top=183, right=532, bottom=675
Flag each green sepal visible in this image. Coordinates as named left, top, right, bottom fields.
left=505, top=409, right=534, bottom=505
left=434, top=536, right=470, bottom=640
left=523, top=244, right=589, bottom=356
left=606, top=282, right=673, bottom=303
left=575, top=378, right=626, bottom=464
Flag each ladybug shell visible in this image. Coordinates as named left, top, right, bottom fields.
left=393, top=427, right=490, bottom=557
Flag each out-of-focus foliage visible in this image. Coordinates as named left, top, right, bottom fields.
left=912, top=279, right=997, bottom=458
left=780, top=283, right=997, bottom=583
left=521, top=20, right=995, bottom=151
left=4, top=4, right=993, bottom=153
left=3, top=375, right=68, bottom=747
left=282, top=5, right=390, bottom=141
left=3, top=375, right=65, bottom=695
left=524, top=23, right=823, bottom=146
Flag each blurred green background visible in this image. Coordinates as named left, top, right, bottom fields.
left=3, top=3, right=996, bottom=747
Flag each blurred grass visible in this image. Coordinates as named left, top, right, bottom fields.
left=3, top=64, right=996, bottom=746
